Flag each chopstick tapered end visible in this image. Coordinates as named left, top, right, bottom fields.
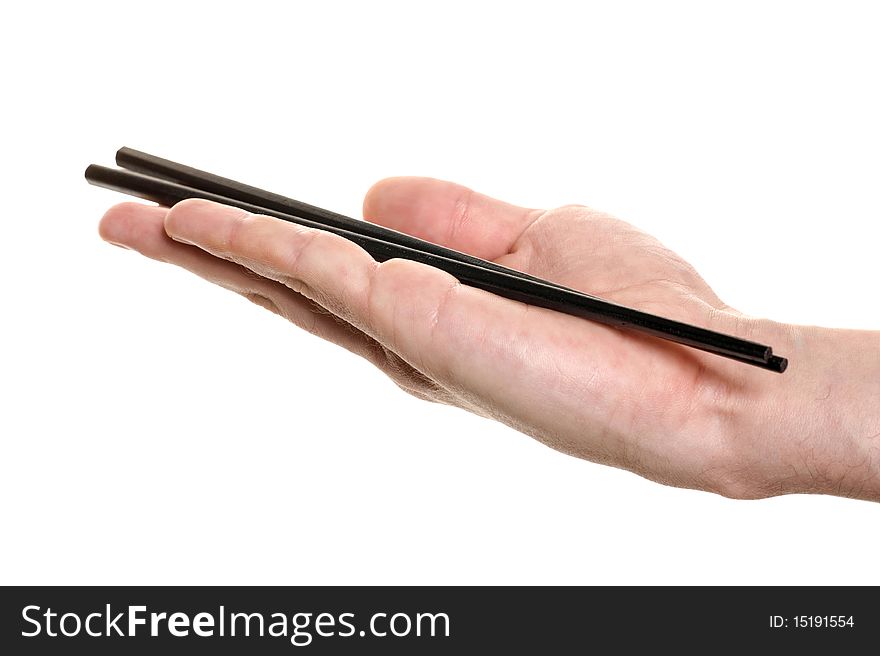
left=768, top=355, right=788, bottom=373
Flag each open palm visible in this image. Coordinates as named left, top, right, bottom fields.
left=100, top=177, right=789, bottom=496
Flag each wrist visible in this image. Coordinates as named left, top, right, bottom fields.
left=725, top=320, right=880, bottom=500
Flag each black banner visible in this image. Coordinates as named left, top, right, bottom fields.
left=0, top=586, right=874, bottom=653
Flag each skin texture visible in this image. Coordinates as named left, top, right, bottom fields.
left=98, top=177, right=880, bottom=501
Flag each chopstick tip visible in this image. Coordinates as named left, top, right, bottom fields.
left=768, top=355, right=788, bottom=373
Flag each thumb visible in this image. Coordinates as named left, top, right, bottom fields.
left=363, top=176, right=541, bottom=261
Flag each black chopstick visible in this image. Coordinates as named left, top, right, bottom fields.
left=86, top=159, right=787, bottom=373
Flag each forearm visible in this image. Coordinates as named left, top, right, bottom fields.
left=729, top=323, right=880, bottom=500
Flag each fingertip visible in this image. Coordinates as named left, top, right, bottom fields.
left=164, top=198, right=248, bottom=242
left=98, top=202, right=127, bottom=243
left=362, top=175, right=542, bottom=260
left=163, top=197, right=219, bottom=229
left=362, top=176, right=426, bottom=222
left=98, top=202, right=166, bottom=246
left=362, top=176, right=475, bottom=242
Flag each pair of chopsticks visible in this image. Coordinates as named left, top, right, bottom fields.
left=85, top=148, right=788, bottom=373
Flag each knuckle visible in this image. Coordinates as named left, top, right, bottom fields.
left=220, top=209, right=256, bottom=256
left=365, top=257, right=406, bottom=339
left=449, top=187, right=475, bottom=243
left=277, top=227, right=319, bottom=287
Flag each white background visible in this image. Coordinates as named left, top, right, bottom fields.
left=1, top=1, right=878, bottom=585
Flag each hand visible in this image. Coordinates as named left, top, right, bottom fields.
left=99, top=178, right=880, bottom=500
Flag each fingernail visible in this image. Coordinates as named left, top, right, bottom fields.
left=106, top=241, right=131, bottom=250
